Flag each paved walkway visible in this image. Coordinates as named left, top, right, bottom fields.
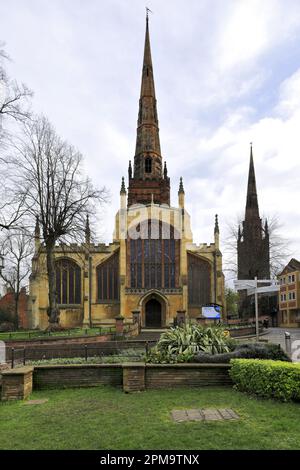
left=263, top=327, right=300, bottom=352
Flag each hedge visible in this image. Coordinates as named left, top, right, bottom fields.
left=230, top=359, right=300, bottom=402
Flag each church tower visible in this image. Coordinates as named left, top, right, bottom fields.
left=127, top=14, right=170, bottom=207
left=237, top=144, right=270, bottom=281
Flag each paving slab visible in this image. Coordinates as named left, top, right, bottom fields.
left=171, top=410, right=188, bottom=422
left=24, top=399, right=49, bottom=405
left=171, top=408, right=239, bottom=423
left=186, top=409, right=203, bottom=421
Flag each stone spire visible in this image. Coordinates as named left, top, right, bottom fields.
left=134, top=14, right=162, bottom=179
left=127, top=15, right=170, bottom=207
left=85, top=214, right=91, bottom=245
left=237, top=144, right=270, bottom=284
left=245, top=143, right=259, bottom=220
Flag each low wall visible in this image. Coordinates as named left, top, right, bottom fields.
left=145, top=363, right=232, bottom=389
left=1, top=362, right=233, bottom=399
left=229, top=326, right=263, bottom=338
left=32, top=362, right=232, bottom=391
left=33, top=364, right=123, bottom=389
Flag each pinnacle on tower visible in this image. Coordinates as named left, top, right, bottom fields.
left=264, top=219, right=269, bottom=237
left=178, top=177, right=185, bottom=194
left=164, top=161, right=168, bottom=179
left=128, top=160, right=132, bottom=180
left=214, top=214, right=219, bottom=234
left=34, top=215, right=40, bottom=239
left=34, top=215, right=41, bottom=252
left=85, top=214, right=91, bottom=245
left=120, top=177, right=126, bottom=194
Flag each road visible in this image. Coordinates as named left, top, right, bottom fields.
left=264, top=327, right=300, bottom=360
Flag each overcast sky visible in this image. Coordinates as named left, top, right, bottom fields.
left=1, top=0, right=300, bottom=282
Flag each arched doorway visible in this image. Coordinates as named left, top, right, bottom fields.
left=145, top=298, right=162, bottom=328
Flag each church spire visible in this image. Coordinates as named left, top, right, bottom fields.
left=127, top=15, right=170, bottom=207
left=245, top=143, right=259, bottom=220
left=133, top=14, right=162, bottom=179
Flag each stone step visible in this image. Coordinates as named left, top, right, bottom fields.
left=134, top=329, right=167, bottom=342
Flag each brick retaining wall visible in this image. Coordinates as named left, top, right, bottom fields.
left=1, top=367, right=33, bottom=401
left=1, top=362, right=232, bottom=399
left=145, top=363, right=232, bottom=389
left=33, top=364, right=123, bottom=389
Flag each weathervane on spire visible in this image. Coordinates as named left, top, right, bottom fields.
left=146, top=7, right=153, bottom=20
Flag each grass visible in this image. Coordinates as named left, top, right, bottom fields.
left=0, top=327, right=115, bottom=341
left=1, top=386, right=300, bottom=450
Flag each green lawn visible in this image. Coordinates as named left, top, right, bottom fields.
left=1, top=386, right=300, bottom=450
left=0, top=327, right=115, bottom=341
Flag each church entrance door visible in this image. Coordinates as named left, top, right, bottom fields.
left=145, top=299, right=162, bottom=328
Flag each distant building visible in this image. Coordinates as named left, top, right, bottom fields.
left=237, top=145, right=272, bottom=319
left=278, top=258, right=300, bottom=327
left=28, top=16, right=225, bottom=330
left=0, top=287, right=29, bottom=329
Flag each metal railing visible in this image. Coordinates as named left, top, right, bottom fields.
left=8, top=340, right=156, bottom=368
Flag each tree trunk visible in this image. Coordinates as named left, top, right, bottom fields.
left=14, top=293, right=19, bottom=330
left=46, top=242, right=60, bottom=330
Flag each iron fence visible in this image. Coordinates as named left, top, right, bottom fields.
left=8, top=340, right=156, bottom=368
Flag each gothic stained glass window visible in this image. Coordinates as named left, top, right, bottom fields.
left=128, top=220, right=179, bottom=289
left=56, top=259, right=81, bottom=305
left=97, top=252, right=120, bottom=302
left=188, top=253, right=211, bottom=306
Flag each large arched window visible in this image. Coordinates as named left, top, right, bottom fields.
left=97, top=252, right=119, bottom=301
left=128, top=220, right=179, bottom=289
left=188, top=253, right=211, bottom=306
left=56, top=259, right=81, bottom=305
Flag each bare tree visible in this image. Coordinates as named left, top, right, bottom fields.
left=11, top=115, right=107, bottom=329
left=0, top=42, right=32, bottom=230
left=0, top=229, right=33, bottom=327
left=223, top=213, right=292, bottom=280
left=0, top=43, right=32, bottom=133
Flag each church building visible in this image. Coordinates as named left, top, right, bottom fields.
left=237, top=144, right=272, bottom=319
left=29, top=17, right=225, bottom=329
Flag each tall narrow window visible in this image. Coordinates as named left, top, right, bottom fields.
left=56, top=259, right=81, bottom=305
left=145, top=157, right=152, bottom=173
left=188, top=254, right=211, bottom=306
left=97, top=252, right=120, bottom=301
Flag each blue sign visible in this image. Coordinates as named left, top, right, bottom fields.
left=202, top=306, right=221, bottom=319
